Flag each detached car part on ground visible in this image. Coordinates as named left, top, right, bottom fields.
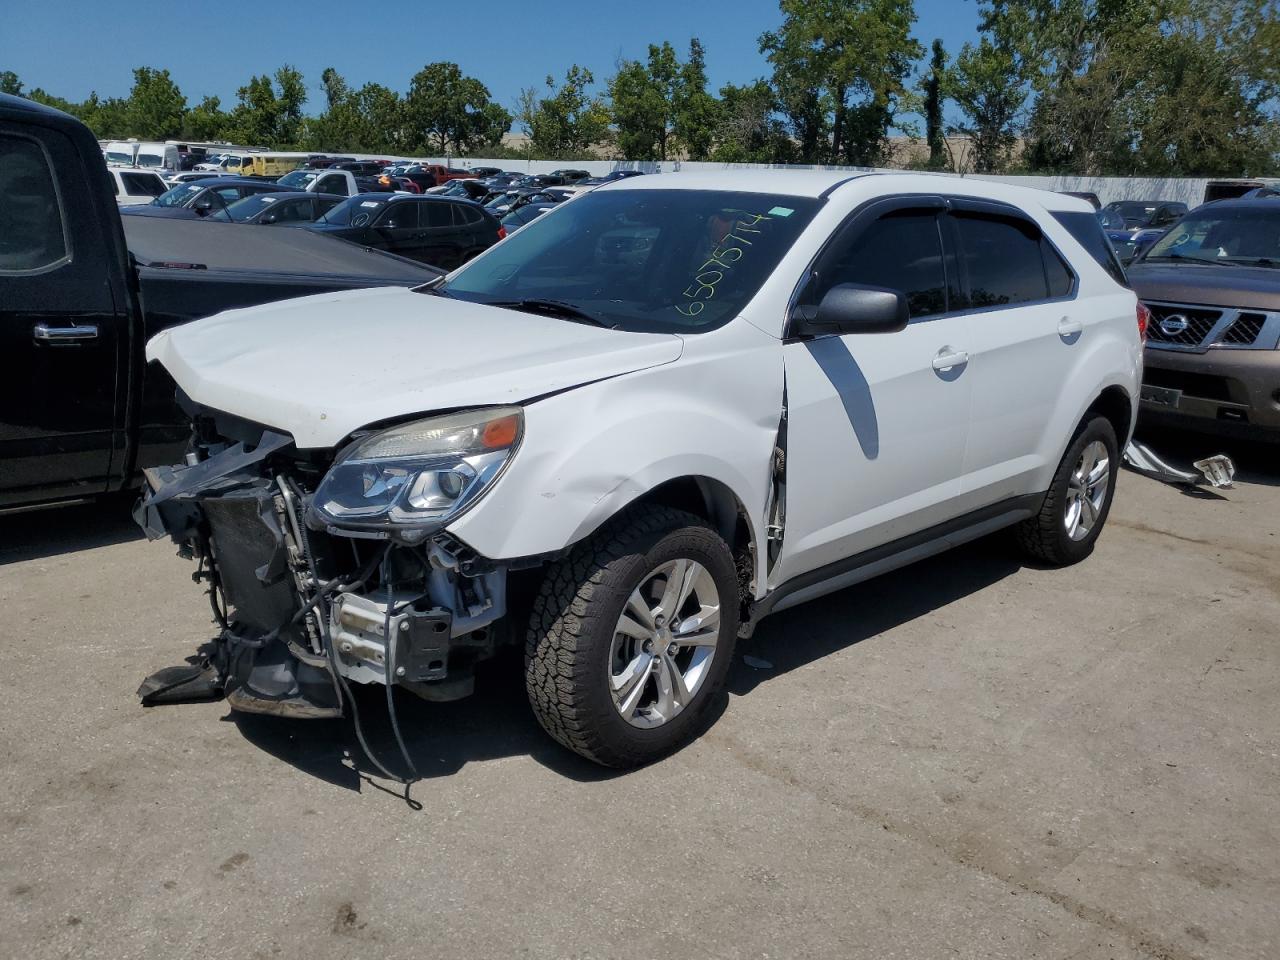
left=138, top=173, right=1144, bottom=770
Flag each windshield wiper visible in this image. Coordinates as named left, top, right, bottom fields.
left=1215, top=256, right=1278, bottom=268
left=489, top=298, right=615, bottom=328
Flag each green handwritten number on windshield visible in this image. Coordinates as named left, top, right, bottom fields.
left=676, top=214, right=773, bottom=317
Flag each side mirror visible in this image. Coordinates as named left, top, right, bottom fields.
left=192, top=198, right=214, bottom=216
left=261, top=213, right=278, bottom=224
left=792, top=283, right=910, bottom=337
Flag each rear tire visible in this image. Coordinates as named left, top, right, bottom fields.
left=525, top=505, right=740, bottom=767
left=1016, top=416, right=1119, bottom=566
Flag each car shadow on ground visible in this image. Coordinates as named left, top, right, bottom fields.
left=226, top=535, right=1022, bottom=798
left=0, top=494, right=142, bottom=565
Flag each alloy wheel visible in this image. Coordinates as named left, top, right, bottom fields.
left=1064, top=439, right=1110, bottom=541
left=608, top=559, right=721, bottom=728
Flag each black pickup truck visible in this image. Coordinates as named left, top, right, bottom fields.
left=0, top=94, right=439, bottom=513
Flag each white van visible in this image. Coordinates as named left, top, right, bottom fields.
left=104, top=140, right=138, bottom=166
left=133, top=142, right=180, bottom=174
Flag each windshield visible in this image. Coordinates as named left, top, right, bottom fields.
left=439, top=189, right=821, bottom=333
left=278, top=170, right=320, bottom=189
left=154, top=183, right=206, bottom=207
left=319, top=195, right=384, bottom=226
left=1105, top=201, right=1158, bottom=227
left=1096, top=208, right=1125, bottom=230
left=213, top=194, right=280, bottom=223
left=1144, top=206, right=1280, bottom=266
left=136, top=153, right=164, bottom=168
left=106, top=151, right=134, bottom=165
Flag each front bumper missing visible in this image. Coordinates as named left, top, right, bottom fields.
left=135, top=432, right=508, bottom=720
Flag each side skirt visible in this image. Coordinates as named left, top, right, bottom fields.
left=740, top=493, right=1044, bottom=637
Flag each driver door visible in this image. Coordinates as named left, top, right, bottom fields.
left=772, top=198, right=973, bottom=584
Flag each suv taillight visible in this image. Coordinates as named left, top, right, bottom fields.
left=1136, top=302, right=1151, bottom=341
left=496, top=226, right=507, bottom=240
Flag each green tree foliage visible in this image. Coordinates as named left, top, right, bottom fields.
left=711, top=80, right=794, bottom=163
left=517, top=66, right=610, bottom=159
left=1022, top=0, right=1279, bottom=175
left=1, top=71, right=23, bottom=96
left=123, top=67, right=186, bottom=139
left=760, top=0, right=922, bottom=166
left=225, top=65, right=307, bottom=147
left=673, top=39, right=719, bottom=160
left=921, top=40, right=947, bottom=168
left=183, top=95, right=228, bottom=141
left=946, top=2, right=1033, bottom=173
left=609, top=42, right=681, bottom=160
left=404, top=62, right=511, bottom=156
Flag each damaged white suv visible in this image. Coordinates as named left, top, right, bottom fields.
left=141, top=172, right=1143, bottom=767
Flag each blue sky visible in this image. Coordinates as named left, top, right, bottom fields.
left=2, top=0, right=979, bottom=123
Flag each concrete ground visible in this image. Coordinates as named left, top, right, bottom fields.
left=1, top=432, right=1277, bottom=960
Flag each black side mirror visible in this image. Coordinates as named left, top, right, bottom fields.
left=793, top=283, right=910, bottom=337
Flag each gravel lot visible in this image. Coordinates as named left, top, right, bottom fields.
left=2, top=432, right=1277, bottom=960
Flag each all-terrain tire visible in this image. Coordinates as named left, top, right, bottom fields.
left=525, top=505, right=740, bottom=767
left=1016, top=415, right=1119, bottom=566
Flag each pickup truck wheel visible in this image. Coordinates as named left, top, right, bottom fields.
left=525, top=506, right=740, bottom=767
left=1016, top=416, right=1118, bottom=566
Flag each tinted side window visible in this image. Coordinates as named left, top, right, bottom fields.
left=953, top=214, right=1047, bottom=308
left=807, top=211, right=947, bottom=318
left=318, top=175, right=345, bottom=195
left=456, top=203, right=482, bottom=225
left=1051, top=211, right=1127, bottom=286
left=378, top=203, right=418, bottom=228
left=0, top=134, right=68, bottom=272
left=423, top=202, right=454, bottom=228
left=1042, top=239, right=1074, bottom=298
left=122, top=172, right=166, bottom=197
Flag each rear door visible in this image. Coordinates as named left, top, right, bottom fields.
left=415, top=201, right=467, bottom=267
left=0, top=124, right=125, bottom=504
left=943, top=200, right=1079, bottom=509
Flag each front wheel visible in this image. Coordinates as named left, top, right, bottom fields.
left=525, top=506, right=740, bottom=767
left=1016, top=415, right=1119, bottom=566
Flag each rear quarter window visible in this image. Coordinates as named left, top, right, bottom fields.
left=1051, top=211, right=1128, bottom=286
left=0, top=133, right=69, bottom=273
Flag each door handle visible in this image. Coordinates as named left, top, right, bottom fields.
left=932, top=348, right=969, bottom=371
left=33, top=322, right=99, bottom=344
left=1058, top=317, right=1084, bottom=339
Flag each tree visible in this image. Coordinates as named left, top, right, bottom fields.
left=608, top=42, right=681, bottom=160
left=124, top=67, right=186, bottom=140
left=946, top=3, right=1033, bottom=172
left=517, top=66, right=610, bottom=159
left=1, top=71, right=23, bottom=96
left=711, top=80, right=794, bottom=163
left=673, top=39, right=719, bottom=160
left=760, top=0, right=922, bottom=166
left=404, top=62, right=511, bottom=156
left=226, top=65, right=307, bottom=147
left=921, top=40, right=947, bottom=168
left=183, top=95, right=228, bottom=141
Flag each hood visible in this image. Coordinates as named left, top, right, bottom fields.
left=146, top=286, right=684, bottom=449
left=119, top=205, right=202, bottom=219
left=1127, top=262, right=1280, bottom=313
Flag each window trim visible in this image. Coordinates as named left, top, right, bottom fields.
left=0, top=128, right=73, bottom=277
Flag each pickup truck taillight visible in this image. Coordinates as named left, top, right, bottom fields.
left=1136, top=302, right=1151, bottom=341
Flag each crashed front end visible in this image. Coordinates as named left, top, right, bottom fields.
left=136, top=400, right=525, bottom=719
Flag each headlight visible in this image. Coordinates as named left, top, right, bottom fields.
left=309, top=407, right=522, bottom=540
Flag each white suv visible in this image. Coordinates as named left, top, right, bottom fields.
left=141, top=172, right=1143, bottom=768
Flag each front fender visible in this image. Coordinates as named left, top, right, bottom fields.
left=447, top=321, right=784, bottom=596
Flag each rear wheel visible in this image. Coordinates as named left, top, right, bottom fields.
left=525, top=506, right=739, bottom=767
left=1016, top=416, right=1119, bottom=566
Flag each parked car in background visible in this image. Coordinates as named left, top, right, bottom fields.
left=1129, top=197, right=1280, bottom=442
left=138, top=173, right=1140, bottom=766
left=1061, top=190, right=1101, bottom=209
left=303, top=156, right=356, bottom=169
left=1100, top=201, right=1187, bottom=264
left=435, top=179, right=491, bottom=202
left=276, top=167, right=368, bottom=197
left=513, top=173, right=567, bottom=189
left=195, top=154, right=252, bottom=175
left=579, top=170, right=646, bottom=186
left=238, top=154, right=304, bottom=178
left=372, top=172, right=422, bottom=193
left=305, top=194, right=503, bottom=268
left=549, top=168, right=592, bottom=183
left=500, top=201, right=556, bottom=232
left=133, top=141, right=181, bottom=174
left=208, top=192, right=345, bottom=225
left=468, top=166, right=505, bottom=179
left=167, top=171, right=223, bottom=186
left=120, top=178, right=294, bottom=219
left=107, top=168, right=169, bottom=206
left=0, top=92, right=439, bottom=514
